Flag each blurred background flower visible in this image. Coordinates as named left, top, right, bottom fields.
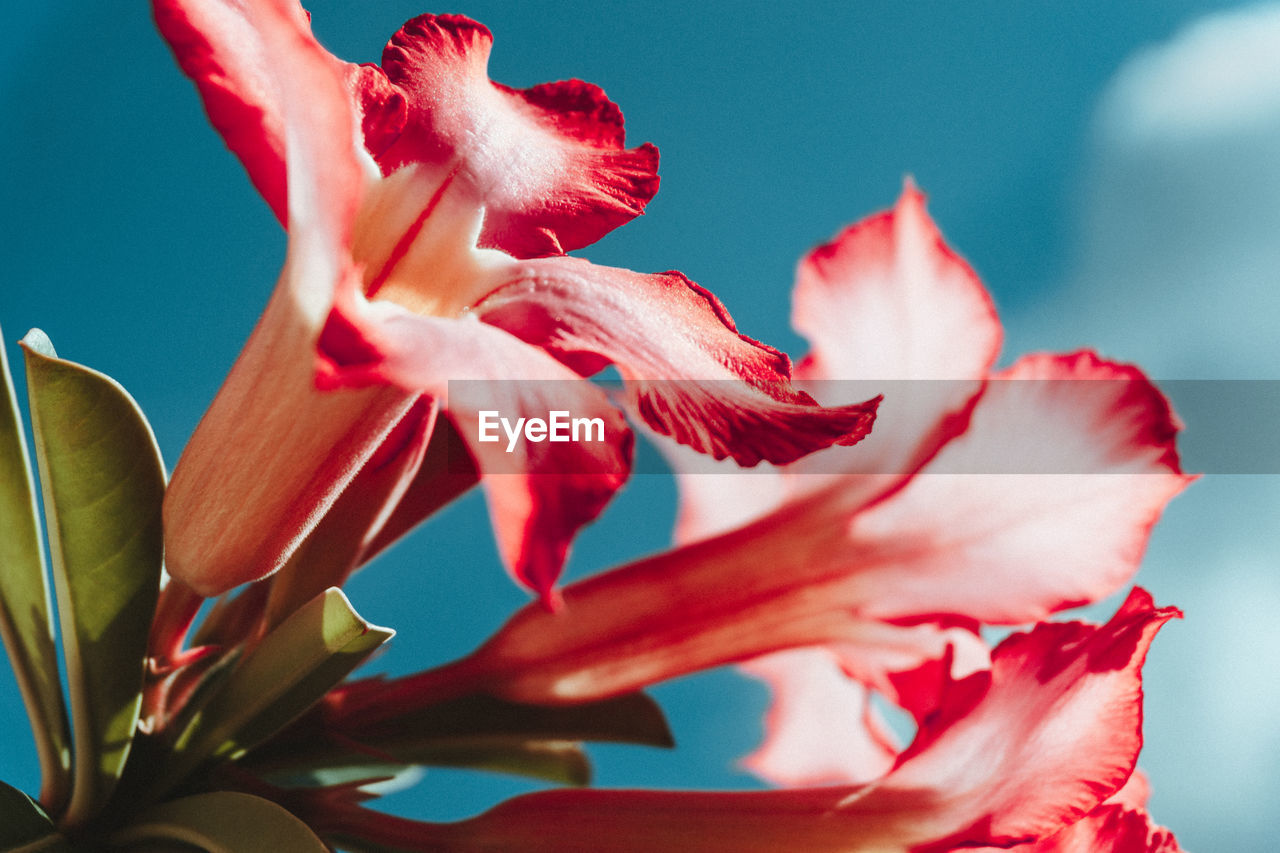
left=2, top=2, right=1275, bottom=849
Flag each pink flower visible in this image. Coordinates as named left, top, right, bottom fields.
left=667, top=185, right=1192, bottom=790
left=335, top=184, right=1187, bottom=720
left=307, top=589, right=1180, bottom=851
left=154, top=1, right=878, bottom=603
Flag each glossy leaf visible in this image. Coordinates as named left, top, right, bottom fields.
left=248, top=691, right=672, bottom=787
left=163, top=589, right=392, bottom=793
left=361, top=691, right=675, bottom=748
left=21, top=330, right=165, bottom=826
left=0, top=331, right=70, bottom=812
left=0, top=779, right=59, bottom=849
left=110, top=791, right=327, bottom=852
left=273, top=763, right=426, bottom=793
left=394, top=739, right=591, bottom=786
left=266, top=740, right=591, bottom=788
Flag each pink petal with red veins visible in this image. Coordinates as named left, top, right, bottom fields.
left=842, top=351, right=1190, bottom=624
left=794, top=183, right=1001, bottom=388
left=987, top=804, right=1181, bottom=853
left=164, top=280, right=414, bottom=596
left=161, top=0, right=401, bottom=597
left=402, top=479, right=992, bottom=707
left=852, top=588, right=1179, bottom=851
left=317, top=297, right=631, bottom=603
left=375, top=14, right=659, bottom=257
left=396, top=591, right=1174, bottom=852
left=785, top=182, right=1002, bottom=500
left=475, top=258, right=880, bottom=466
left=153, top=0, right=345, bottom=225
left=411, top=507, right=963, bottom=706
left=740, top=648, right=899, bottom=787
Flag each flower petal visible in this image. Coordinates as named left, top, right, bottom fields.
left=260, top=397, right=439, bottom=630
left=592, top=352, right=1183, bottom=707
left=780, top=183, right=1003, bottom=513
left=669, top=184, right=1001, bottom=546
left=793, top=182, right=1001, bottom=388
left=147, top=578, right=205, bottom=670
left=666, top=445, right=786, bottom=544
left=161, top=0, right=401, bottom=597
left=382, top=482, right=986, bottom=708
left=739, top=648, right=899, bottom=787
left=1106, top=770, right=1150, bottom=811
left=842, top=351, right=1191, bottom=623
left=837, top=588, right=1179, bottom=851
left=881, top=625, right=991, bottom=726
left=376, top=14, right=659, bottom=257
left=999, top=804, right=1181, bottom=853
left=476, top=258, right=880, bottom=466
left=164, top=289, right=414, bottom=596
left=317, top=298, right=632, bottom=602
left=153, top=0, right=345, bottom=225
left=740, top=623, right=989, bottom=787
left=346, top=63, right=408, bottom=162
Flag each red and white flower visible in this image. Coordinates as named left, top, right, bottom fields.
left=154, top=1, right=878, bottom=604
left=668, top=185, right=1193, bottom=789
left=339, top=186, right=1187, bottom=719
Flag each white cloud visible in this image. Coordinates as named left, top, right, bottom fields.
left=1010, top=4, right=1280, bottom=380
left=1099, top=4, right=1280, bottom=144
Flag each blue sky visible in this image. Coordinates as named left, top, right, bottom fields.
left=2, top=2, right=1275, bottom=849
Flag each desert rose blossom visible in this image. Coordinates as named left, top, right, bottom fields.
left=662, top=185, right=1193, bottom=789
left=154, top=0, right=878, bottom=605
left=300, top=590, right=1179, bottom=852
left=327, top=187, right=1187, bottom=727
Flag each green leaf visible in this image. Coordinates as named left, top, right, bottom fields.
left=275, top=763, right=425, bottom=793
left=0, top=779, right=58, bottom=848
left=109, top=791, right=327, bottom=852
left=368, top=692, right=676, bottom=749
left=0, top=330, right=70, bottom=812
left=371, top=739, right=593, bottom=787
left=158, top=589, right=392, bottom=796
left=266, top=739, right=592, bottom=788
left=246, top=692, right=672, bottom=788
left=21, top=330, right=165, bottom=827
